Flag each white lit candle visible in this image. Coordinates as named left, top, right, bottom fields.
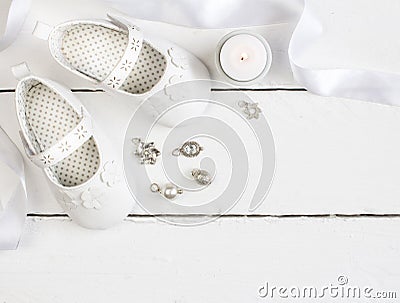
left=218, top=32, right=271, bottom=83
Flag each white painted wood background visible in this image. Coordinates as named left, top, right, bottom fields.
left=1, top=0, right=400, bottom=302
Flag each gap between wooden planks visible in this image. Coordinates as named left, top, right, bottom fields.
left=4, top=88, right=400, bottom=216
left=0, top=88, right=307, bottom=93
left=26, top=214, right=400, bottom=219
left=0, top=87, right=300, bottom=216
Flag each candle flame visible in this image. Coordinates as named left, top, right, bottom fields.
left=240, top=52, right=249, bottom=61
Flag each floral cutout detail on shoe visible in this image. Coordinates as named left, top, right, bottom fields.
left=167, top=47, right=189, bottom=70
left=41, top=154, right=54, bottom=165
left=58, top=141, right=71, bottom=153
left=238, top=100, right=262, bottom=120
left=14, top=63, right=133, bottom=229
left=100, top=160, right=120, bottom=187
left=74, top=125, right=88, bottom=140
left=107, top=76, right=122, bottom=89
left=58, top=191, right=80, bottom=210
left=130, top=38, right=141, bottom=52
left=81, top=187, right=105, bottom=210
left=120, top=59, right=133, bottom=71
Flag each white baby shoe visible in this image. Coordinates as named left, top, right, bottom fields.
left=13, top=63, right=133, bottom=229
left=32, top=14, right=210, bottom=98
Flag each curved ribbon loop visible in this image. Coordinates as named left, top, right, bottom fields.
left=108, top=0, right=400, bottom=106
left=289, top=0, right=400, bottom=107
left=0, top=0, right=31, bottom=52
left=0, top=126, right=26, bottom=250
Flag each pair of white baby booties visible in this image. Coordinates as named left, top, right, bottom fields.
left=15, top=14, right=209, bottom=229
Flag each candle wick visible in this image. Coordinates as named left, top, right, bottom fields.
left=240, top=52, right=249, bottom=62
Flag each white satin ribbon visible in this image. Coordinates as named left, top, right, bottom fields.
left=0, top=0, right=30, bottom=249
left=0, top=0, right=396, bottom=243
left=289, top=1, right=400, bottom=107
left=108, top=0, right=400, bottom=106
left=106, top=0, right=302, bottom=28
left=0, top=0, right=31, bottom=51
left=0, top=127, right=26, bottom=250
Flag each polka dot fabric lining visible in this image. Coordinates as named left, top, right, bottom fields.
left=61, top=24, right=167, bottom=94
left=23, top=82, right=100, bottom=187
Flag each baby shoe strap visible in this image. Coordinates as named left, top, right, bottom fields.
left=32, top=21, right=53, bottom=40
left=26, top=108, right=94, bottom=169
left=11, top=62, right=31, bottom=80
left=101, top=14, right=143, bottom=90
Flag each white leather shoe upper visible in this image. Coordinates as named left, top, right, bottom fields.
left=33, top=14, right=210, bottom=99
left=13, top=63, right=133, bottom=229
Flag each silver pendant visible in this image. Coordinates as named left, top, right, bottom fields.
left=172, top=141, right=203, bottom=157
left=238, top=100, right=261, bottom=120
left=132, top=138, right=160, bottom=165
left=192, top=169, right=212, bottom=186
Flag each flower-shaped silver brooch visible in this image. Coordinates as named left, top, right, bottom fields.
left=238, top=100, right=262, bottom=120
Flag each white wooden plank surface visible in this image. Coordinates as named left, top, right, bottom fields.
left=1, top=0, right=400, bottom=215
left=0, top=217, right=399, bottom=302
left=2, top=90, right=400, bottom=214
left=1, top=1, right=400, bottom=301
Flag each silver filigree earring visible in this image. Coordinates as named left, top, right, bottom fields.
left=191, top=168, right=212, bottom=185
left=172, top=141, right=204, bottom=157
left=132, top=138, right=160, bottom=165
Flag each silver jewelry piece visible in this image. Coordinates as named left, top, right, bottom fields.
left=192, top=169, right=212, bottom=186
left=172, top=141, right=203, bottom=157
left=150, top=182, right=183, bottom=200
left=238, top=100, right=261, bottom=120
left=132, top=138, right=160, bottom=165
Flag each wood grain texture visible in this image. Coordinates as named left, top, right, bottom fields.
left=1, top=0, right=400, bottom=301
left=0, top=217, right=399, bottom=302
left=2, top=90, right=400, bottom=215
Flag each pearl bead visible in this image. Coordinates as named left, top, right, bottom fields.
left=163, top=184, right=178, bottom=199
